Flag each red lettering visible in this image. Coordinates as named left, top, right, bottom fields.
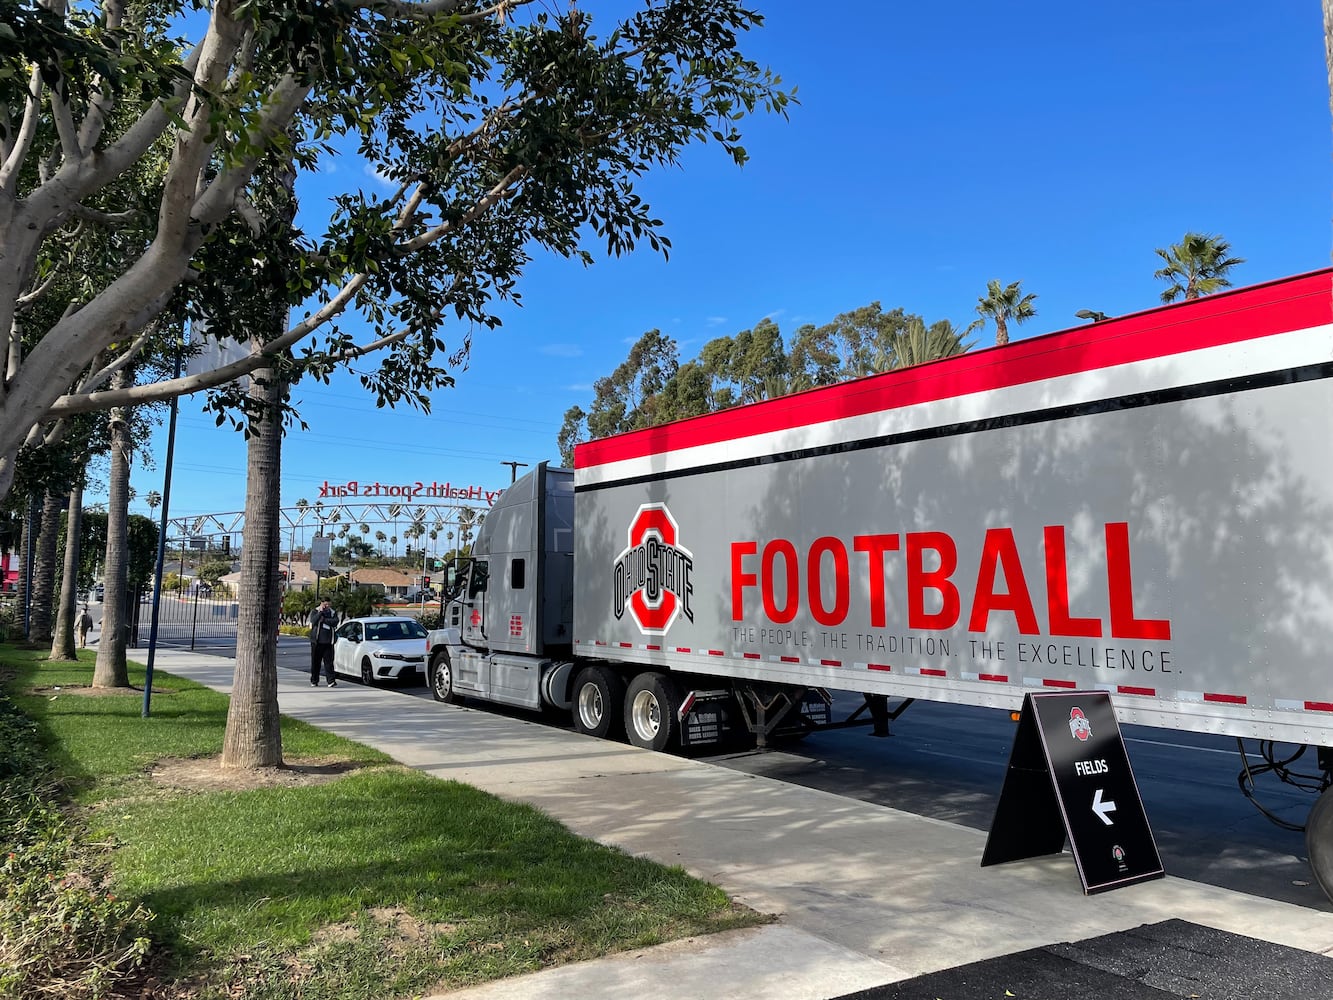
left=1043, top=525, right=1102, bottom=637
left=730, top=541, right=758, bottom=621
left=1105, top=522, right=1170, bottom=640
left=854, top=534, right=900, bottom=627
left=762, top=539, right=799, bottom=624
left=808, top=537, right=850, bottom=627
left=906, top=532, right=960, bottom=630
left=968, top=528, right=1040, bottom=634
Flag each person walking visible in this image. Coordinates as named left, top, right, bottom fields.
left=309, top=599, right=340, bottom=687
left=78, top=606, right=94, bottom=647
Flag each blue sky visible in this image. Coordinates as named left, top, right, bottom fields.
left=114, top=1, right=1330, bottom=540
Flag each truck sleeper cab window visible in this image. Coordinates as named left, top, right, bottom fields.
left=511, top=559, right=525, bottom=589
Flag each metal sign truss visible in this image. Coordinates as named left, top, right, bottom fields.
left=165, top=499, right=489, bottom=541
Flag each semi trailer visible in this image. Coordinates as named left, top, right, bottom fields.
left=426, top=268, right=1333, bottom=895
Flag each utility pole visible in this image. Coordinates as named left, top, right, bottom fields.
left=501, top=460, right=528, bottom=483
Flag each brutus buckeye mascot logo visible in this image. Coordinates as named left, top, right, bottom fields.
left=611, top=504, right=695, bottom=635
left=1068, top=706, right=1092, bottom=742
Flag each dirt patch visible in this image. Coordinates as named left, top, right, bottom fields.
left=310, top=906, right=459, bottom=952
left=29, top=683, right=176, bottom=697
left=148, top=755, right=377, bottom=793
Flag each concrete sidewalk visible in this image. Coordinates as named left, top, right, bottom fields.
left=150, top=648, right=1333, bottom=1000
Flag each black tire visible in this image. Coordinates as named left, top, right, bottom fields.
left=1307, top=788, right=1333, bottom=902
left=360, top=658, right=375, bottom=686
left=430, top=650, right=459, bottom=704
left=572, top=666, right=626, bottom=740
left=624, top=672, right=681, bottom=753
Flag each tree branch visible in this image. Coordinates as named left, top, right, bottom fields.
left=397, top=163, right=528, bottom=254
left=74, top=0, right=128, bottom=156
left=0, top=67, right=44, bottom=195
left=350, top=0, right=534, bottom=26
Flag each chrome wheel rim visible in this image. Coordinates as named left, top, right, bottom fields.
left=577, top=683, right=604, bottom=729
left=630, top=690, right=660, bottom=742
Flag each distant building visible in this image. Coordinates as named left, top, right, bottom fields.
left=348, top=568, right=414, bottom=601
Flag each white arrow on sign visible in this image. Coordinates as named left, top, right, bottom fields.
left=1092, top=788, right=1118, bottom=826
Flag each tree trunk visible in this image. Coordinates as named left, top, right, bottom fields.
left=14, top=496, right=34, bottom=638
left=28, top=490, right=62, bottom=643
left=93, top=374, right=133, bottom=687
left=994, top=317, right=1009, bottom=347
left=51, top=483, right=84, bottom=660
left=222, top=361, right=286, bottom=769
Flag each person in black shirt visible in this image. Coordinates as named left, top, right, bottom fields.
left=308, top=599, right=340, bottom=687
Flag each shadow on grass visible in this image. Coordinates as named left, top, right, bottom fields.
left=112, top=768, right=750, bottom=965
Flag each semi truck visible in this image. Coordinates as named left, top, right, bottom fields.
left=426, top=268, right=1333, bottom=896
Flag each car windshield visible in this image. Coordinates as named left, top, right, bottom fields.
left=364, top=620, right=428, bottom=642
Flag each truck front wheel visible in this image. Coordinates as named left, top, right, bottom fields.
left=624, top=672, right=681, bottom=753
left=572, top=666, right=625, bottom=740
left=430, top=651, right=458, bottom=704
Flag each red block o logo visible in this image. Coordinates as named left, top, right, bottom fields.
left=615, top=504, right=693, bottom=635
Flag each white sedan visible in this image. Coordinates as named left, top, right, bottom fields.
left=332, top=616, right=429, bottom=685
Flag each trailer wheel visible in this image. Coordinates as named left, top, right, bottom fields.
left=1307, top=788, right=1333, bottom=901
left=572, top=666, right=625, bottom=740
left=624, top=672, right=681, bottom=753
left=430, top=650, right=458, bottom=704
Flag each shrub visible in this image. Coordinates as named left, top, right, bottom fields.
left=0, top=691, right=154, bottom=998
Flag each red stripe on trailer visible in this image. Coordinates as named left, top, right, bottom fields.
left=920, top=668, right=947, bottom=677
left=1306, top=701, right=1333, bottom=713
left=1204, top=692, right=1247, bottom=705
left=675, top=647, right=691, bottom=654
left=743, top=652, right=761, bottom=660
left=820, top=659, right=842, bottom=667
left=867, top=663, right=892, bottom=672
left=1043, top=678, right=1078, bottom=688
left=594, top=640, right=607, bottom=646
left=577, top=271, right=1331, bottom=470
left=617, top=642, right=633, bottom=648
left=708, top=649, right=724, bottom=656
left=1117, top=685, right=1156, bottom=697
left=979, top=673, right=1008, bottom=683
left=780, top=655, right=801, bottom=663
left=646, top=644, right=661, bottom=651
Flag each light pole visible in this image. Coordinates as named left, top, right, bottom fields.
left=501, top=460, right=527, bottom=483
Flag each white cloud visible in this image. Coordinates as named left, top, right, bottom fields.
left=540, top=343, right=584, bottom=358
left=363, top=163, right=395, bottom=188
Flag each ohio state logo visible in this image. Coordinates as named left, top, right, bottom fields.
left=1068, top=706, right=1092, bottom=742
left=612, top=503, right=695, bottom=634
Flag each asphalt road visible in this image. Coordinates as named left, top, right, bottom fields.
left=148, top=631, right=1332, bottom=913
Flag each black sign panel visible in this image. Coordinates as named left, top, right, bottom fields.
left=982, top=691, right=1164, bottom=894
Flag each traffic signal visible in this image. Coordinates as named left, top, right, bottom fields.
left=221, top=535, right=230, bottom=555
left=423, top=576, right=431, bottom=587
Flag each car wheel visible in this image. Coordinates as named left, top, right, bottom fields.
left=571, top=665, right=625, bottom=740
left=360, top=658, right=375, bottom=686
left=430, top=651, right=458, bottom=704
left=624, top=672, right=681, bottom=753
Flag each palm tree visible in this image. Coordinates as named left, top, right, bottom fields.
left=1153, top=233, right=1245, bottom=303
left=886, top=318, right=977, bottom=370
left=975, top=279, right=1037, bottom=347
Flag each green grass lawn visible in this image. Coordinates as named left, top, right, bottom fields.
left=1, top=644, right=766, bottom=999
